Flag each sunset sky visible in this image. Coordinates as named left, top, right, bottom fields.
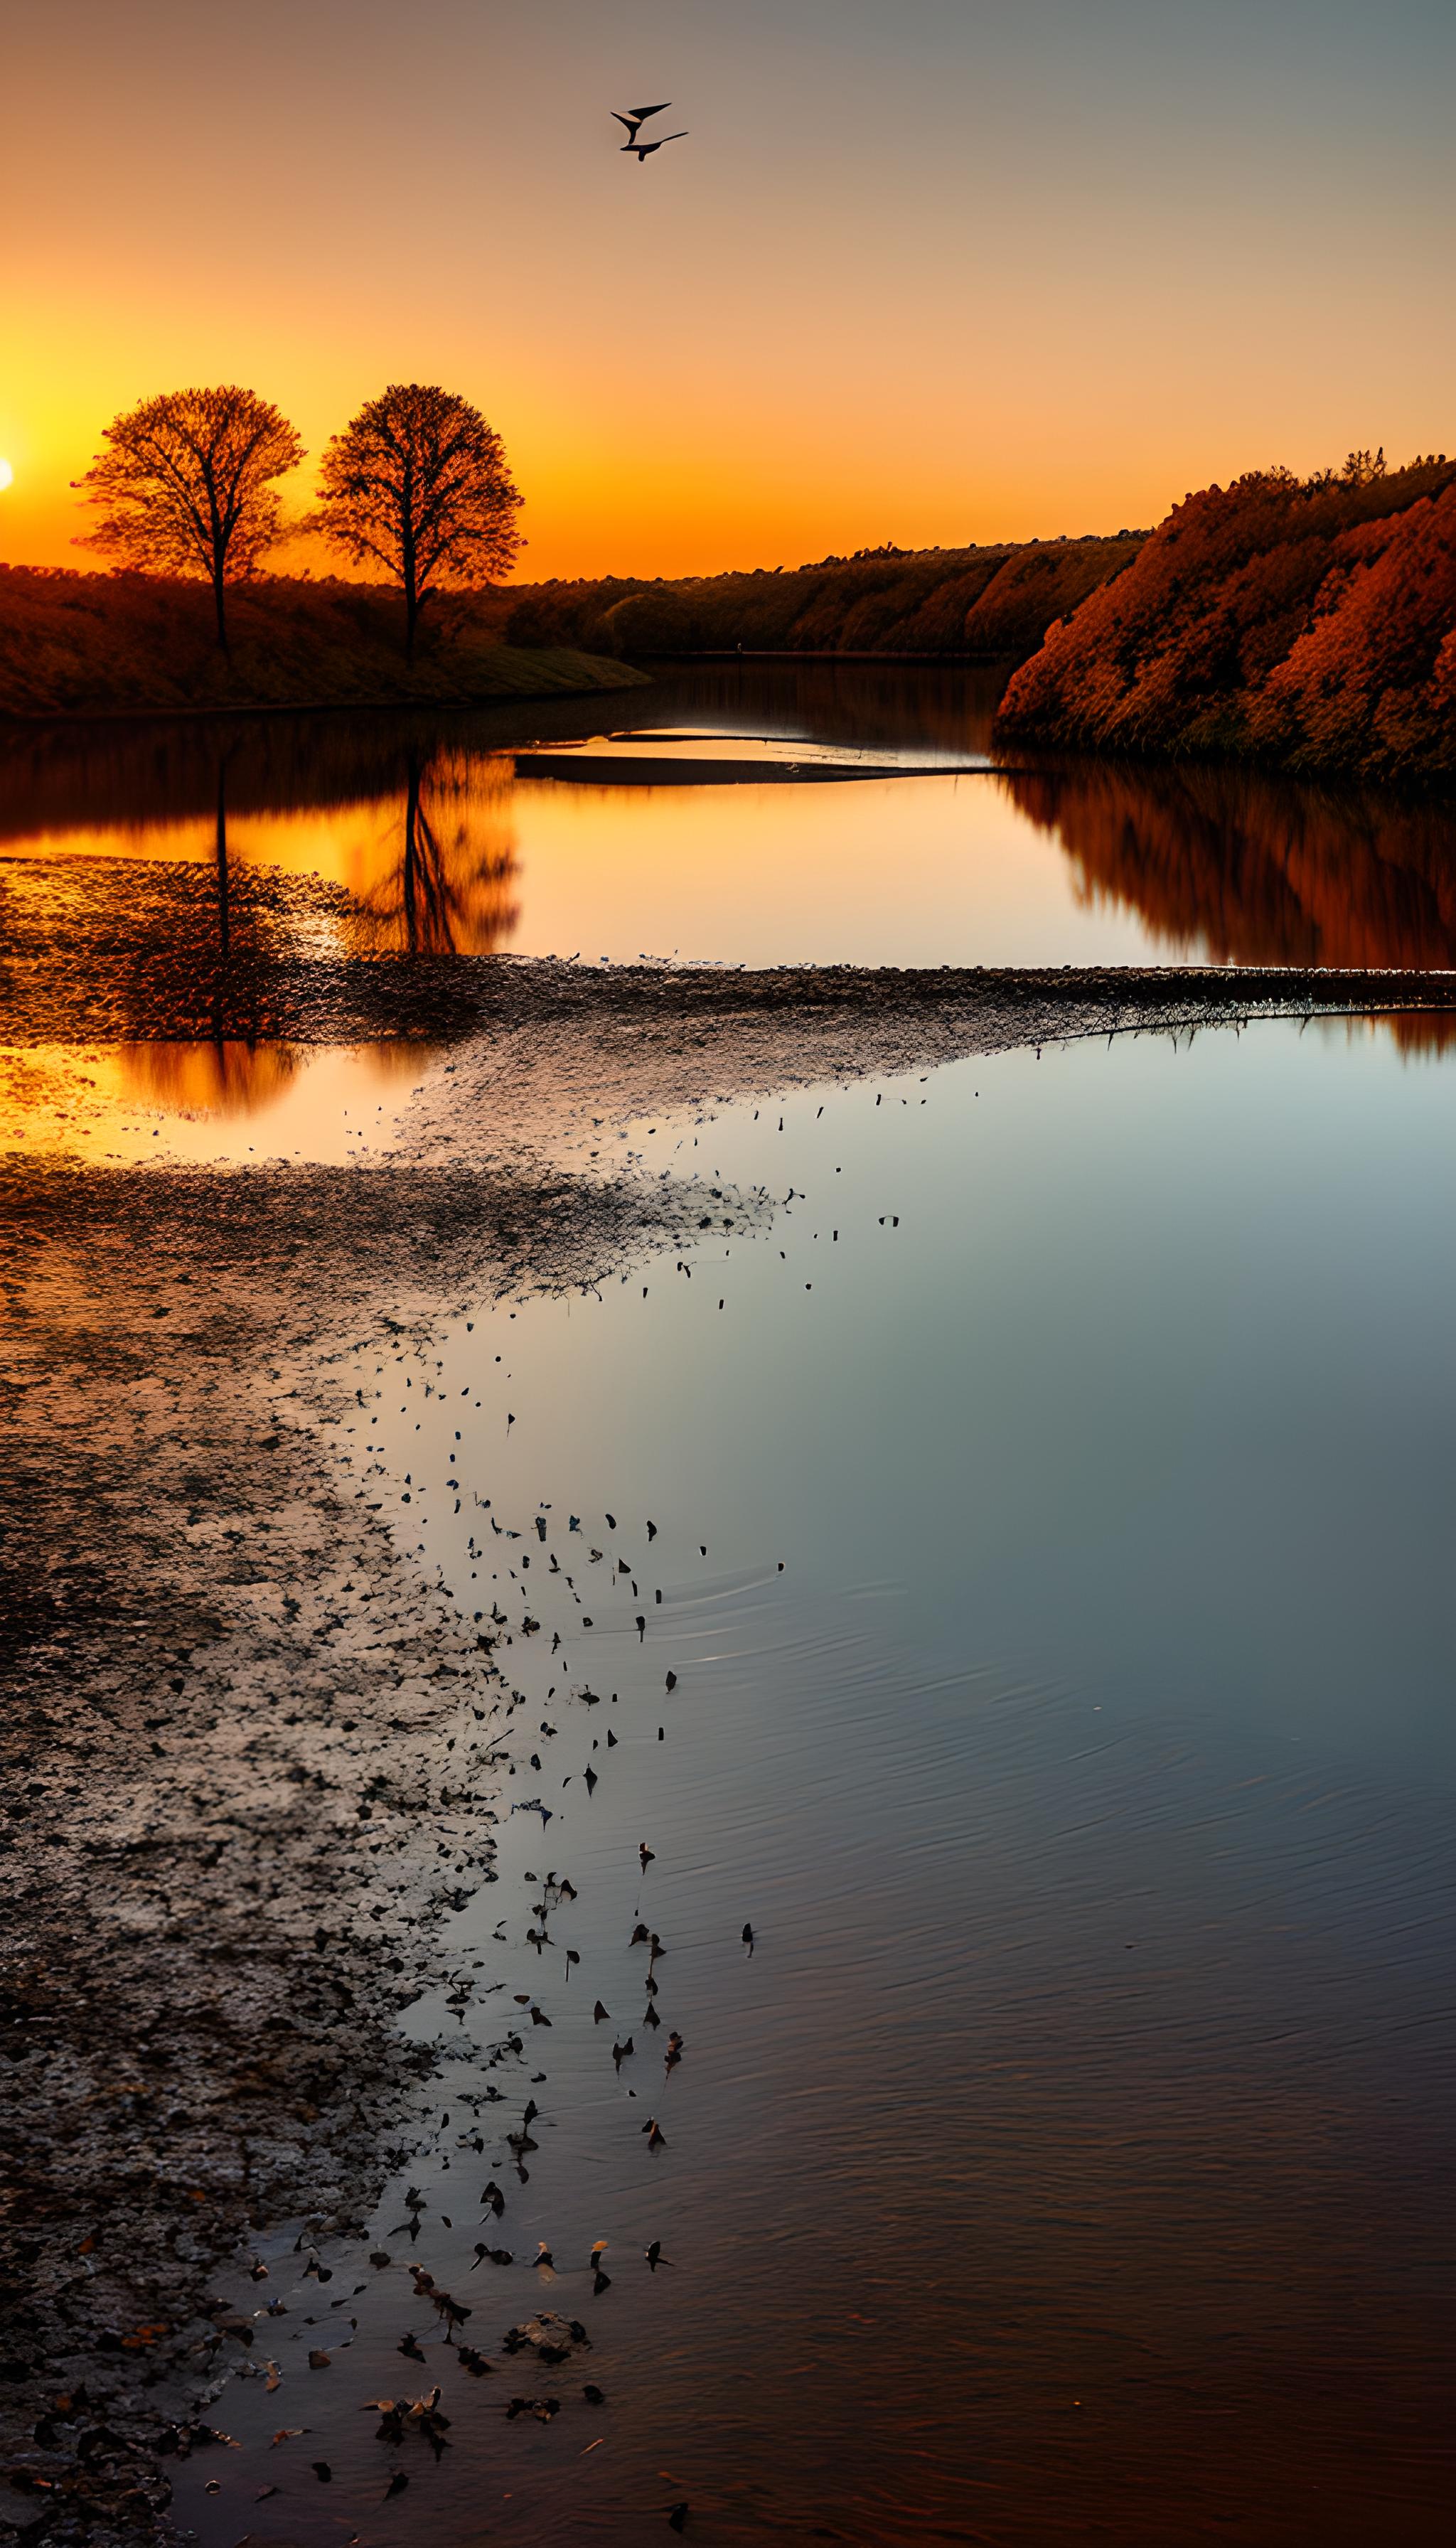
left=3, top=0, right=1452, bottom=581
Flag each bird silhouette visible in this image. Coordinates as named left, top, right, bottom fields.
left=611, top=102, right=671, bottom=143
left=623, top=130, right=688, bottom=161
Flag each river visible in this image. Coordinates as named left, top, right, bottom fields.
left=6, top=668, right=1453, bottom=2542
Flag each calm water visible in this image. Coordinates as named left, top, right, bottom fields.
left=14, top=671, right=1453, bottom=2537
left=172, top=1025, right=1455, bottom=2547
left=6, top=664, right=1456, bottom=985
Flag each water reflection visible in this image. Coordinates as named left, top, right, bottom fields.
left=5, top=743, right=518, bottom=1120
left=0, top=668, right=1005, bottom=843
left=350, top=748, right=520, bottom=956
left=2, top=667, right=1452, bottom=1022
left=1008, top=759, right=1456, bottom=1047
left=169, top=1032, right=1456, bottom=2544
left=118, top=1036, right=302, bottom=1115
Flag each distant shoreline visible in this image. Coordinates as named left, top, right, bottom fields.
left=0, top=658, right=648, bottom=730
left=641, top=646, right=1013, bottom=664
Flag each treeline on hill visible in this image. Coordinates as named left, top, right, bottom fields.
left=997, top=454, right=1456, bottom=783
left=487, top=535, right=1147, bottom=661
left=0, top=568, right=640, bottom=718
left=0, top=535, right=1147, bottom=720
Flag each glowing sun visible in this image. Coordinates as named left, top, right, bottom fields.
left=0, top=459, right=13, bottom=493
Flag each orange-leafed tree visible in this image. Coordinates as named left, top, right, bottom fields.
left=311, top=384, right=523, bottom=660
left=72, top=387, right=304, bottom=651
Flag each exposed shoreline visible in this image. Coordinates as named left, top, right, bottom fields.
left=4, top=847, right=1455, bottom=1053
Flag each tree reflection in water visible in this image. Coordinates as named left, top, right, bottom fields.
left=118, top=1038, right=302, bottom=1116
left=1005, top=760, right=1456, bottom=1050
left=350, top=748, right=520, bottom=957
left=111, top=744, right=518, bottom=1118
left=114, top=751, right=308, bottom=1115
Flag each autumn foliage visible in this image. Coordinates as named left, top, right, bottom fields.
left=997, top=454, right=1456, bottom=781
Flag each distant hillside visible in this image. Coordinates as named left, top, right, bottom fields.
left=488, top=535, right=1148, bottom=663
left=997, top=456, right=1456, bottom=783
left=0, top=567, right=644, bottom=720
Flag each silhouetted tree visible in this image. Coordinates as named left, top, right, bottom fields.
left=72, top=387, right=304, bottom=651
left=312, top=384, right=522, bottom=660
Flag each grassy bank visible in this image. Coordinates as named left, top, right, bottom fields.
left=0, top=566, right=646, bottom=719
left=997, top=456, right=1456, bottom=783
left=489, top=534, right=1147, bottom=661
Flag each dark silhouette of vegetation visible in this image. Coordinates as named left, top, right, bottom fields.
left=71, top=387, right=304, bottom=652
left=997, top=453, right=1456, bottom=781
left=0, top=566, right=642, bottom=718
left=491, top=535, right=1147, bottom=663
left=313, top=385, right=523, bottom=660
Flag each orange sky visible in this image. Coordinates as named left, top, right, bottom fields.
left=3, top=0, right=1452, bottom=582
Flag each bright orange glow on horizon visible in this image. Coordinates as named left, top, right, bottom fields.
left=2, top=1, right=1453, bottom=584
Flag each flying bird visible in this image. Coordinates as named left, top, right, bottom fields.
left=623, top=130, right=688, bottom=161
left=612, top=102, right=671, bottom=143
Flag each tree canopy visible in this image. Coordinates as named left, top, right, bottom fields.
left=312, top=383, right=523, bottom=656
left=72, top=386, right=304, bottom=648
left=997, top=452, right=1456, bottom=779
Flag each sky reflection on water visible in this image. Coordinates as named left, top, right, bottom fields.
left=176, top=1024, right=1455, bottom=2546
